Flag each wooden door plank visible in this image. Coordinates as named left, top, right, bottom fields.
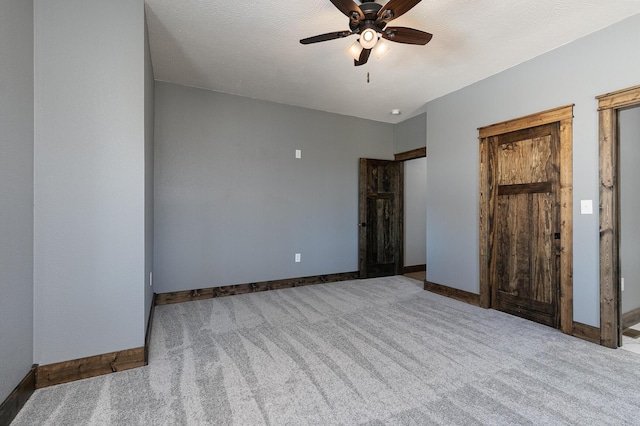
left=497, top=134, right=552, bottom=185
left=559, top=117, right=573, bottom=335
left=599, top=108, right=618, bottom=348
left=530, top=192, right=554, bottom=305
left=479, top=137, right=491, bottom=308
left=498, top=182, right=552, bottom=195
left=488, top=136, right=500, bottom=309
left=496, top=193, right=531, bottom=300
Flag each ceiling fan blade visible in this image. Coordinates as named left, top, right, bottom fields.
left=300, top=31, right=352, bottom=45
left=354, top=48, right=371, bottom=66
left=377, top=0, right=422, bottom=25
left=382, top=27, right=432, bottom=45
left=330, top=0, right=365, bottom=20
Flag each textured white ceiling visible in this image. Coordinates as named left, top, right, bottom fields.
left=145, top=0, right=640, bottom=123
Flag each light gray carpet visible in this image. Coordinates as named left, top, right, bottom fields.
left=12, top=276, right=640, bottom=425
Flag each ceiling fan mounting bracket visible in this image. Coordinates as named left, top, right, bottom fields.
left=359, top=2, right=382, bottom=16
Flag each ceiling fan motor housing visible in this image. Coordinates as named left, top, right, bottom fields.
left=352, top=1, right=383, bottom=32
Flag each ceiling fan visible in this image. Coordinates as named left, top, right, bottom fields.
left=300, top=0, right=432, bottom=66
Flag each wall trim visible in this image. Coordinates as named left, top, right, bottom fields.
left=394, top=147, right=426, bottom=162
left=144, top=293, right=157, bottom=365
left=36, top=348, right=145, bottom=389
left=623, top=307, right=640, bottom=330
left=403, top=264, right=426, bottom=274
left=156, top=271, right=360, bottom=306
left=423, top=280, right=481, bottom=306
left=572, top=321, right=601, bottom=345
left=14, top=295, right=157, bottom=393
left=0, top=364, right=37, bottom=425
left=478, top=104, right=574, bottom=138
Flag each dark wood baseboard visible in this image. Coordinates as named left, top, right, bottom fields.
left=622, top=307, right=640, bottom=330
left=403, top=264, right=426, bottom=274
left=394, top=147, right=426, bottom=161
left=572, top=321, right=600, bottom=345
left=12, top=297, right=155, bottom=393
left=144, top=293, right=157, bottom=365
left=36, top=347, right=145, bottom=389
left=0, top=364, right=37, bottom=426
left=156, top=271, right=359, bottom=306
left=423, top=280, right=480, bottom=306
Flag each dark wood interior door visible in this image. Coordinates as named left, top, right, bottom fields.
left=358, top=158, right=403, bottom=278
left=489, top=123, right=561, bottom=328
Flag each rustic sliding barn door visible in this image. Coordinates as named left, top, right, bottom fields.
left=489, top=123, right=561, bottom=327
left=358, top=158, right=403, bottom=278
left=480, top=105, right=573, bottom=334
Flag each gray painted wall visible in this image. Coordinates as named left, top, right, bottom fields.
left=33, top=0, right=147, bottom=364
left=154, top=82, right=394, bottom=293
left=425, top=13, right=640, bottom=327
left=144, top=13, right=155, bottom=330
left=0, top=0, right=34, bottom=401
left=620, top=106, right=640, bottom=315
left=404, top=158, right=427, bottom=267
left=395, top=113, right=427, bottom=153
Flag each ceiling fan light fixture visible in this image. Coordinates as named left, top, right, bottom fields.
left=373, top=41, right=390, bottom=60
left=346, top=40, right=364, bottom=60
left=359, top=28, right=378, bottom=49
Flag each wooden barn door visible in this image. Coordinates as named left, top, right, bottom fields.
left=358, top=158, right=404, bottom=278
left=489, top=123, right=561, bottom=327
left=480, top=105, right=573, bottom=334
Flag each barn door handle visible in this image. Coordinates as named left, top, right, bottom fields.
left=359, top=223, right=367, bottom=227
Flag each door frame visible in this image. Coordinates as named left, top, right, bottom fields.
left=597, top=84, right=640, bottom=348
left=358, top=147, right=428, bottom=278
left=478, top=105, right=574, bottom=335
left=395, top=147, right=427, bottom=274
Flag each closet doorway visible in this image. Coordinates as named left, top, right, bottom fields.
left=598, top=85, right=640, bottom=348
left=397, top=148, right=427, bottom=281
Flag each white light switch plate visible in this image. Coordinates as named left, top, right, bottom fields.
left=295, top=149, right=301, bottom=159
left=580, top=200, right=593, bottom=215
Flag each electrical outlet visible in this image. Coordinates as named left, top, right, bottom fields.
left=295, top=253, right=301, bottom=263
